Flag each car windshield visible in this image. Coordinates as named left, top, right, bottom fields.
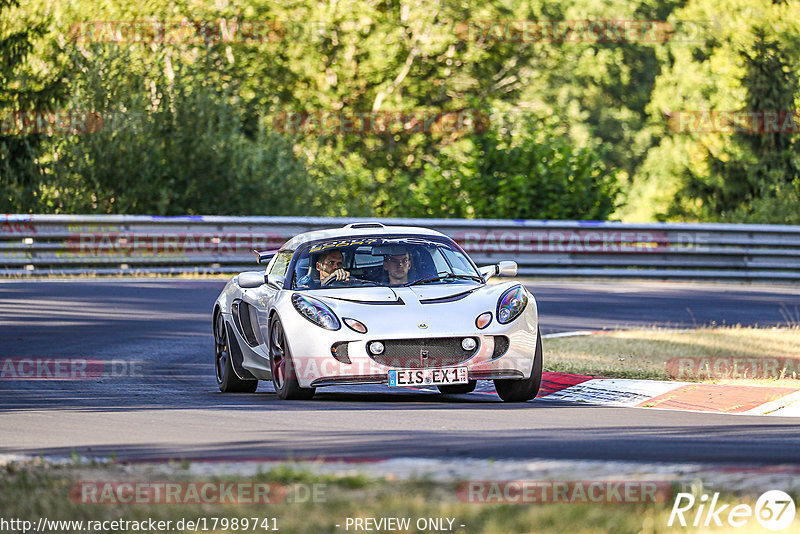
left=290, top=236, right=483, bottom=290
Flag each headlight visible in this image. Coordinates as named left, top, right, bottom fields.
left=496, top=286, right=528, bottom=324
left=291, top=294, right=341, bottom=330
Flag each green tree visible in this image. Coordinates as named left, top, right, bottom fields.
left=11, top=0, right=687, bottom=219
left=671, top=30, right=800, bottom=221
left=396, top=116, right=621, bottom=219
left=48, top=48, right=315, bottom=215
left=0, top=0, right=66, bottom=212
left=515, top=0, right=685, bottom=212
left=634, top=0, right=800, bottom=222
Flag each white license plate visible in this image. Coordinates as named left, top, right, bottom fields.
left=387, top=367, right=468, bottom=387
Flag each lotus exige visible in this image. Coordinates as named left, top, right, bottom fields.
left=213, top=223, right=542, bottom=401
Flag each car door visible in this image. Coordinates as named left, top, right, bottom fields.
left=238, top=250, right=292, bottom=356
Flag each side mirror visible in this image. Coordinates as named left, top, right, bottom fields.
left=479, top=261, right=518, bottom=281
left=497, top=260, right=518, bottom=277
left=238, top=271, right=266, bottom=288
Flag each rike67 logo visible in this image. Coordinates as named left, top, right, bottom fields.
left=668, top=490, right=796, bottom=530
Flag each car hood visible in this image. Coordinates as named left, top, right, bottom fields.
left=309, top=287, right=400, bottom=303
left=308, top=284, right=481, bottom=304
left=284, top=281, right=528, bottom=336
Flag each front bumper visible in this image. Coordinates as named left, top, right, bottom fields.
left=284, top=318, right=538, bottom=389
left=308, top=369, right=525, bottom=387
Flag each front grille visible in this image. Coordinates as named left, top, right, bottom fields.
left=367, top=337, right=479, bottom=369
left=331, top=341, right=351, bottom=363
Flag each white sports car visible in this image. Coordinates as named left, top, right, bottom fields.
left=212, top=223, right=542, bottom=401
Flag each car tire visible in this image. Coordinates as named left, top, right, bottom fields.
left=438, top=380, right=477, bottom=395
left=494, top=328, right=542, bottom=402
left=214, top=312, right=258, bottom=393
left=269, top=316, right=316, bottom=400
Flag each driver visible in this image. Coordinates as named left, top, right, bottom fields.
left=384, top=252, right=411, bottom=285
left=315, top=249, right=350, bottom=285
left=296, top=249, right=350, bottom=288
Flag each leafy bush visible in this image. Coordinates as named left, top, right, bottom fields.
left=391, top=117, right=621, bottom=220
left=44, top=48, right=315, bottom=215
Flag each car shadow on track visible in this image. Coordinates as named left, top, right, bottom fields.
left=3, top=421, right=800, bottom=464
left=1, top=378, right=568, bottom=411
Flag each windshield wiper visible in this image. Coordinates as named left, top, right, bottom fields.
left=404, top=272, right=484, bottom=287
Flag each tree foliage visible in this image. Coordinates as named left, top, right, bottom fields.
left=46, top=48, right=314, bottom=215
left=633, top=0, right=800, bottom=222
left=0, top=0, right=66, bottom=212
left=3, top=0, right=797, bottom=222
left=673, top=30, right=800, bottom=222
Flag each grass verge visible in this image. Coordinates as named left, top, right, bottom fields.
left=3, top=461, right=797, bottom=534
left=544, top=326, right=800, bottom=387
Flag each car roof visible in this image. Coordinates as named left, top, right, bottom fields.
left=280, top=223, right=449, bottom=250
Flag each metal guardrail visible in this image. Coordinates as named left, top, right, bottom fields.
left=2, top=214, right=800, bottom=280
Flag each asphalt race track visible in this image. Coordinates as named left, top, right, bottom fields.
left=1, top=279, right=800, bottom=464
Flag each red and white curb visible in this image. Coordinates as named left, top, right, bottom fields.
left=535, top=330, right=800, bottom=416
left=471, top=372, right=800, bottom=416
left=537, top=373, right=800, bottom=416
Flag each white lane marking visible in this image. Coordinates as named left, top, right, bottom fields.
left=541, top=331, right=602, bottom=339
left=542, top=328, right=697, bottom=339
left=742, top=390, right=800, bottom=417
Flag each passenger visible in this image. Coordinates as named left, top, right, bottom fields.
left=383, top=252, right=411, bottom=285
